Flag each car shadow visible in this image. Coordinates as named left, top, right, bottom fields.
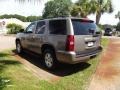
left=12, top=50, right=91, bottom=77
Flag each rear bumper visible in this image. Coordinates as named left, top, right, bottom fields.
left=56, top=46, right=102, bottom=64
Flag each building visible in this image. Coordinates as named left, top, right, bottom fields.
left=0, top=18, right=30, bottom=34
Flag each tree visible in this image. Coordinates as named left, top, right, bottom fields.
left=71, top=0, right=113, bottom=25
left=42, top=0, right=72, bottom=18
left=26, top=16, right=42, bottom=22
left=116, top=22, right=120, bottom=31
left=115, top=11, right=120, bottom=21
left=71, top=0, right=91, bottom=17
left=90, top=0, right=113, bottom=25
left=115, top=11, right=120, bottom=31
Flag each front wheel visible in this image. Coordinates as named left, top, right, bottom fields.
left=43, top=50, right=58, bottom=70
left=16, top=41, right=22, bottom=54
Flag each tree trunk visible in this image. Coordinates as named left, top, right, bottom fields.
left=96, top=11, right=101, bottom=25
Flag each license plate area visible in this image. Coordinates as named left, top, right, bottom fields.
left=87, top=42, right=94, bottom=47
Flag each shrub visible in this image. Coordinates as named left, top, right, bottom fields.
left=6, top=23, right=23, bottom=34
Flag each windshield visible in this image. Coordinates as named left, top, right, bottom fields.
left=72, top=19, right=98, bottom=35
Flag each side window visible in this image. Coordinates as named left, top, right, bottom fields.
left=26, top=23, right=36, bottom=33
left=35, top=21, right=45, bottom=34
left=49, top=20, right=67, bottom=35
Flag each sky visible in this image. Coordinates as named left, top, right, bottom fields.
left=0, top=0, right=119, bottom=25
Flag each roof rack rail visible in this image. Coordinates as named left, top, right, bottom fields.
left=43, top=15, right=72, bottom=19
left=37, top=16, right=88, bottom=21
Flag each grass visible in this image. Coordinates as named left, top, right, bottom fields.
left=0, top=38, right=109, bottom=90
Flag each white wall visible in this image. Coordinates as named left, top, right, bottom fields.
left=0, top=18, right=30, bottom=34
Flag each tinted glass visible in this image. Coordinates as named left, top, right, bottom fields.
left=72, top=19, right=98, bottom=35
left=26, top=23, right=36, bottom=33
left=105, top=28, right=112, bottom=32
left=36, top=21, right=45, bottom=34
left=49, top=20, right=66, bottom=35
left=37, top=26, right=45, bottom=34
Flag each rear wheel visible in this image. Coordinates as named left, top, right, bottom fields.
left=43, top=49, right=58, bottom=69
left=16, top=41, right=22, bottom=54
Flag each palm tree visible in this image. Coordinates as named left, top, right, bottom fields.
left=90, top=0, right=113, bottom=25
left=71, top=0, right=113, bottom=25
left=71, top=0, right=91, bottom=18
left=115, top=11, right=120, bottom=21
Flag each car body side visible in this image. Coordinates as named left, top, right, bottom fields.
left=16, top=17, right=102, bottom=64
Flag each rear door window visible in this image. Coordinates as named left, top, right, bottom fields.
left=35, top=21, right=45, bottom=34
left=72, top=19, right=98, bottom=35
left=49, top=20, right=67, bottom=35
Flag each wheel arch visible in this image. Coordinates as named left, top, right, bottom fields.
left=41, top=44, right=56, bottom=54
left=16, top=38, right=21, bottom=44
left=15, top=38, right=23, bottom=48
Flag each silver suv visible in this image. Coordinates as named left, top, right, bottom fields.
left=16, top=17, right=102, bottom=69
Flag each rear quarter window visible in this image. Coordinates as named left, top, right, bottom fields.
left=49, top=20, right=67, bottom=35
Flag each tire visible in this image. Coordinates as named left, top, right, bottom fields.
left=16, top=41, right=23, bottom=54
left=43, top=49, right=58, bottom=70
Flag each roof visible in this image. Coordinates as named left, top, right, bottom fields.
left=36, top=17, right=94, bottom=22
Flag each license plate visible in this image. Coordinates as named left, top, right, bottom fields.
left=88, top=42, right=94, bottom=47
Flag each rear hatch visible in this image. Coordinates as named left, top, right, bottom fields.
left=71, top=19, right=101, bottom=55
left=105, top=28, right=112, bottom=35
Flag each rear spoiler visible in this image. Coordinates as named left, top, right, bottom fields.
left=72, top=19, right=94, bottom=23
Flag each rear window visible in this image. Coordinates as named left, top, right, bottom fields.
left=105, top=28, right=112, bottom=32
left=35, top=21, right=45, bottom=34
left=49, top=20, right=67, bottom=35
left=72, top=19, right=98, bottom=35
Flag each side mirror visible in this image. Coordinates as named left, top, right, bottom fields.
left=19, top=29, right=24, bottom=32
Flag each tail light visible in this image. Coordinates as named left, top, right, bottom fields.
left=66, top=35, right=74, bottom=51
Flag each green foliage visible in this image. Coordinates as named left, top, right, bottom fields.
left=116, top=22, right=120, bottom=31
left=71, top=0, right=113, bottom=25
left=0, top=38, right=109, bottom=90
left=90, top=0, right=113, bottom=25
left=115, top=11, right=120, bottom=21
left=6, top=23, right=23, bottom=34
left=71, top=0, right=91, bottom=17
left=0, top=77, right=10, bottom=89
left=42, top=0, right=72, bottom=18
left=98, top=24, right=104, bottom=30
left=0, top=14, right=42, bottom=22
left=90, top=0, right=113, bottom=14
left=26, top=16, right=41, bottom=22
left=71, top=5, right=81, bottom=17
